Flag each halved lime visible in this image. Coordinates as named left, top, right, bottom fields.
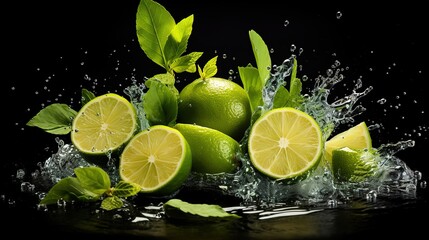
left=324, top=121, right=372, bottom=165
left=119, top=125, right=192, bottom=196
left=71, top=93, right=137, bottom=162
left=248, top=107, right=323, bottom=182
left=332, top=147, right=379, bottom=182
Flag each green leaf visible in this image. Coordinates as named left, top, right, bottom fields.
left=164, top=14, right=194, bottom=64
left=81, top=88, right=96, bottom=106
left=74, top=166, right=111, bottom=195
left=199, top=56, right=218, bottom=80
left=249, top=30, right=271, bottom=85
left=146, top=73, right=176, bottom=86
left=143, top=80, right=178, bottom=126
left=40, top=177, right=100, bottom=205
left=238, top=65, right=262, bottom=113
left=163, top=199, right=241, bottom=221
left=112, top=181, right=141, bottom=198
left=170, top=52, right=203, bottom=73
left=272, top=85, right=290, bottom=108
left=136, top=0, right=176, bottom=69
left=285, top=58, right=303, bottom=108
left=101, top=196, right=124, bottom=211
left=26, top=103, right=77, bottom=135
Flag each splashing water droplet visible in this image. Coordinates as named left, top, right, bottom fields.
left=284, top=20, right=289, bottom=27
left=336, top=11, right=343, bottom=19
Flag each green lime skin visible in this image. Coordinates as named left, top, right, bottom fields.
left=177, top=77, right=252, bottom=142
left=174, top=123, right=241, bottom=174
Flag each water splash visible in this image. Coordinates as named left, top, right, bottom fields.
left=183, top=56, right=423, bottom=207
left=16, top=55, right=424, bottom=211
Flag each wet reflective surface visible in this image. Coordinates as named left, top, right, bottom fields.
left=2, top=188, right=428, bottom=240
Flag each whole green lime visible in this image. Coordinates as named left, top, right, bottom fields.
left=177, top=77, right=251, bottom=141
left=174, top=123, right=241, bottom=174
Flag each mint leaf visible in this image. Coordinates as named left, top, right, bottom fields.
left=101, top=196, right=124, bottom=211
left=146, top=73, right=176, bottom=86
left=26, top=103, right=77, bottom=135
left=136, top=0, right=175, bottom=69
left=112, top=181, right=141, bottom=198
left=238, top=65, right=262, bottom=113
left=272, top=85, right=290, bottom=108
left=239, top=30, right=272, bottom=113
left=163, top=199, right=241, bottom=221
left=249, top=30, right=271, bottom=85
left=273, top=58, right=303, bottom=108
left=74, top=167, right=111, bottom=195
left=164, top=14, right=194, bottom=63
left=170, top=51, right=203, bottom=73
left=288, top=58, right=303, bottom=107
left=198, top=56, right=218, bottom=80
left=40, top=177, right=100, bottom=205
left=143, top=80, right=178, bottom=126
left=81, top=88, right=96, bottom=106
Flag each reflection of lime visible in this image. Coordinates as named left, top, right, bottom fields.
left=71, top=93, right=137, bottom=163
left=324, top=122, right=372, bottom=165
left=174, top=123, right=241, bottom=174
left=248, top=107, right=323, bottom=182
left=177, top=77, right=251, bottom=141
left=119, top=125, right=192, bottom=196
left=332, top=147, right=378, bottom=182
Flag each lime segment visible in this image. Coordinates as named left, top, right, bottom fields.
left=119, top=125, right=192, bottom=195
left=71, top=93, right=137, bottom=156
left=248, top=107, right=323, bottom=181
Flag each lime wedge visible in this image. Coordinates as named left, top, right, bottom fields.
left=324, top=122, right=372, bottom=165
left=332, top=147, right=379, bottom=182
left=248, top=107, right=323, bottom=182
left=71, top=93, right=137, bottom=162
left=119, top=125, right=192, bottom=196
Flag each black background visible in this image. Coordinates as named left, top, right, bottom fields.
left=3, top=0, right=428, bottom=238
left=5, top=0, right=428, bottom=181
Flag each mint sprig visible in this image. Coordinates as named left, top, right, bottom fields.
left=136, top=0, right=202, bottom=75
left=238, top=30, right=303, bottom=113
left=40, top=166, right=141, bottom=211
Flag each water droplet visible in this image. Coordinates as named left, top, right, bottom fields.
left=336, top=11, right=342, bottom=19
left=377, top=98, right=386, bottom=104
left=270, top=48, right=275, bottom=53
left=284, top=20, right=289, bottom=27
left=228, top=69, right=235, bottom=75
left=366, top=190, right=377, bottom=202
left=290, top=44, right=296, bottom=52
left=420, top=180, right=427, bottom=189
left=16, top=169, right=25, bottom=179
left=222, top=54, right=227, bottom=59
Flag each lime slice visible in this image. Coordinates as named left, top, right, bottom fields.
left=71, top=93, right=137, bottom=161
left=119, top=125, right=192, bottom=196
left=174, top=123, right=241, bottom=174
left=248, top=107, right=323, bottom=181
left=324, top=122, right=372, bottom=165
left=332, top=147, right=379, bottom=182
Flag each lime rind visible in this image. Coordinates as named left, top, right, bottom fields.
left=332, top=147, right=379, bottom=182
